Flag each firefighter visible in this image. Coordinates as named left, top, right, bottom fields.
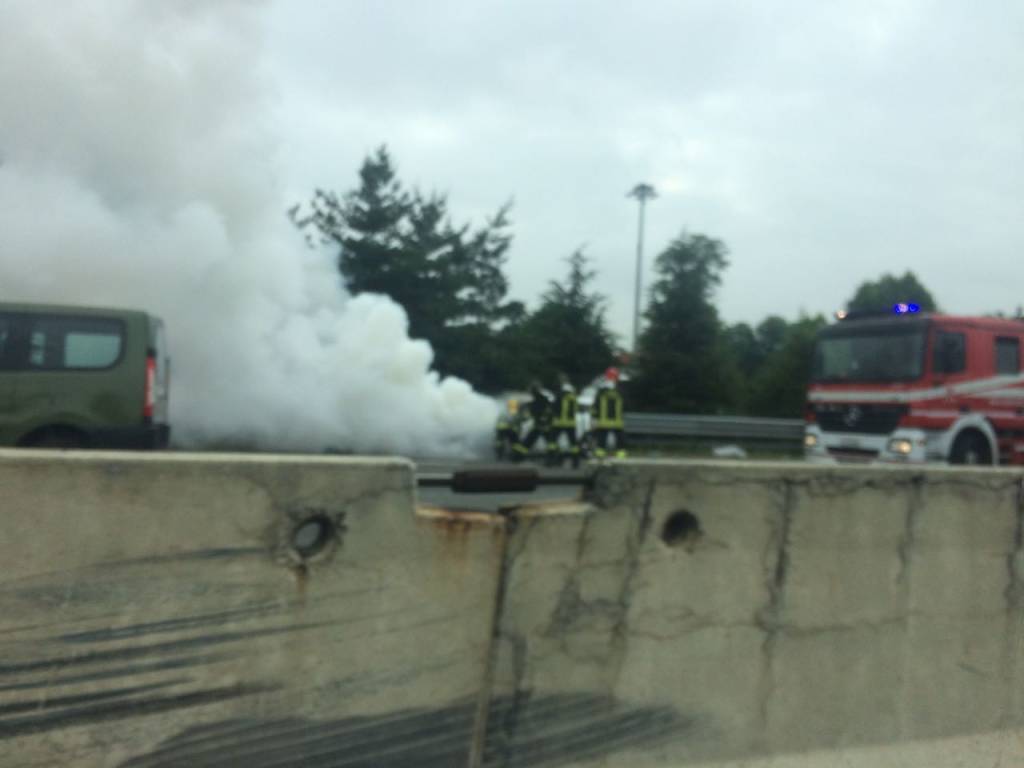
left=591, top=367, right=626, bottom=458
left=494, top=397, right=520, bottom=460
left=548, top=374, right=580, bottom=467
left=512, top=382, right=554, bottom=461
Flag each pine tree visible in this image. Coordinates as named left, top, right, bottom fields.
left=629, top=232, right=736, bottom=413
left=510, top=249, right=616, bottom=389
left=291, top=146, right=521, bottom=386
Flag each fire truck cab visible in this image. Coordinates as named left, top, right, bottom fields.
left=804, top=308, right=1024, bottom=466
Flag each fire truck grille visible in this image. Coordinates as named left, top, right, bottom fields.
left=815, top=404, right=907, bottom=435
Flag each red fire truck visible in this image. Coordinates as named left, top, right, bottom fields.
left=804, top=307, right=1024, bottom=466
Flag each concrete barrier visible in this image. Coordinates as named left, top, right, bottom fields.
left=0, top=450, right=504, bottom=767
left=1, top=450, right=1022, bottom=766
left=484, top=461, right=1024, bottom=766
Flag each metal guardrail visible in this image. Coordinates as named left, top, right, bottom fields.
left=624, top=412, right=804, bottom=442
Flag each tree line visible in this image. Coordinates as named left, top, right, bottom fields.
left=291, top=146, right=940, bottom=417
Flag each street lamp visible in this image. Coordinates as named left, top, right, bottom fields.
left=627, top=183, right=656, bottom=354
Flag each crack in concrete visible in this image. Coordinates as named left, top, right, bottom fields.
left=505, top=515, right=537, bottom=566
left=469, top=513, right=545, bottom=768
left=663, top=468, right=1018, bottom=496
left=629, top=614, right=911, bottom=643
left=999, top=475, right=1024, bottom=730
left=543, top=511, right=598, bottom=640
left=574, top=509, right=593, bottom=563
left=606, top=478, right=656, bottom=689
left=782, top=614, right=909, bottom=637
left=957, top=660, right=992, bottom=679
left=652, top=474, right=794, bottom=492
left=543, top=574, right=624, bottom=656
left=755, top=479, right=795, bottom=744
left=628, top=619, right=751, bottom=642
left=545, top=575, right=583, bottom=638
left=763, top=483, right=794, bottom=632
left=483, top=630, right=530, bottom=768
left=1005, top=476, right=1024, bottom=613
left=467, top=511, right=517, bottom=768
left=896, top=475, right=925, bottom=585
left=543, top=508, right=653, bottom=668
left=924, top=475, right=1022, bottom=492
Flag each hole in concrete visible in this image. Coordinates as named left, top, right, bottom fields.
left=661, top=510, right=701, bottom=548
left=292, top=514, right=334, bottom=559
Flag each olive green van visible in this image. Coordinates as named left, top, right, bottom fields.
left=0, top=303, right=170, bottom=449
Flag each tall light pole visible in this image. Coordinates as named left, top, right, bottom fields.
left=628, top=183, right=656, bottom=354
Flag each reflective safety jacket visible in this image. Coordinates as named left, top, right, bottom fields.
left=591, top=388, right=624, bottom=429
left=552, top=390, right=577, bottom=429
left=527, top=391, right=554, bottom=426
left=495, top=399, right=520, bottom=434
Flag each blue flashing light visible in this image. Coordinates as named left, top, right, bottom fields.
left=893, top=303, right=921, bottom=314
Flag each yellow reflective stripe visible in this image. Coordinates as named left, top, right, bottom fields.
left=595, top=392, right=624, bottom=427
left=553, top=394, right=576, bottom=426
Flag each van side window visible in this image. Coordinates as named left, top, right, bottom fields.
left=933, top=331, right=966, bottom=374
left=26, top=316, right=124, bottom=370
left=996, top=337, right=1020, bottom=374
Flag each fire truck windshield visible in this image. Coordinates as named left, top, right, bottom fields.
left=812, top=327, right=926, bottom=383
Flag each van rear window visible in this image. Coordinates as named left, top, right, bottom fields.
left=23, top=316, right=125, bottom=370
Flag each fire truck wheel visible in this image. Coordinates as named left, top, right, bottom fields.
left=949, top=430, right=993, bottom=466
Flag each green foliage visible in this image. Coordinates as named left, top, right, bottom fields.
left=629, top=232, right=738, bottom=413
left=723, top=322, right=760, bottom=378
left=755, top=316, right=788, bottom=358
left=291, top=146, right=520, bottom=385
left=288, top=150, right=878, bottom=413
left=506, top=249, right=616, bottom=389
left=432, top=322, right=520, bottom=394
left=742, top=314, right=827, bottom=417
left=846, top=271, right=938, bottom=313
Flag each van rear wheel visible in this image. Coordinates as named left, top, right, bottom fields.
left=23, top=428, right=89, bottom=450
left=949, top=431, right=993, bottom=466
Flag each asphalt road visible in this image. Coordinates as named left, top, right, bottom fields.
left=413, top=459, right=587, bottom=512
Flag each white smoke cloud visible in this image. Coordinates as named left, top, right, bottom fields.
left=0, top=0, right=497, bottom=456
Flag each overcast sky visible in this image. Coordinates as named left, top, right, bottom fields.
left=260, top=0, right=1024, bottom=341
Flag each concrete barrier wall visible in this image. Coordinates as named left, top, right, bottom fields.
left=485, top=462, right=1024, bottom=766
left=1, top=450, right=1022, bottom=767
left=0, top=450, right=503, bottom=767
